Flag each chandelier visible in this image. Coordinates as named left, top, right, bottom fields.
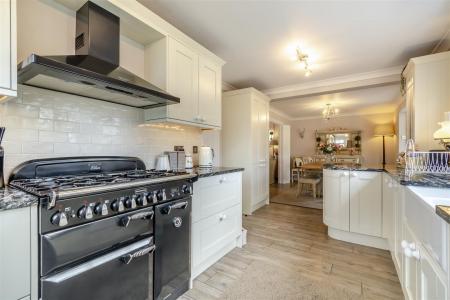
left=296, top=48, right=312, bottom=77
left=322, top=104, right=338, bottom=120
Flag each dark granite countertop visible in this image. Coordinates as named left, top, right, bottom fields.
left=384, top=165, right=450, bottom=189
left=0, top=187, right=38, bottom=211
left=323, top=163, right=384, bottom=172
left=188, top=167, right=244, bottom=178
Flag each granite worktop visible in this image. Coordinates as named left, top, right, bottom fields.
left=324, top=163, right=450, bottom=189
left=323, top=163, right=385, bottom=172
left=0, top=187, right=38, bottom=211
left=188, top=167, right=245, bottom=178
left=384, top=165, right=450, bottom=189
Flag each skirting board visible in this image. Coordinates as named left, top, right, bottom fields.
left=328, top=228, right=388, bottom=250
left=251, top=198, right=267, bottom=214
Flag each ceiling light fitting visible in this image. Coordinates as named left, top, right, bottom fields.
left=322, top=104, right=338, bottom=120
left=296, top=48, right=312, bottom=77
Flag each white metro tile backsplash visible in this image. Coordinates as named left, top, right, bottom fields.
left=0, top=86, right=204, bottom=179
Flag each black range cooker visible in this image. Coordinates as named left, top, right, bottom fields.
left=8, top=156, right=196, bottom=300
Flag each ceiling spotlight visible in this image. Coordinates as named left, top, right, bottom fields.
left=296, top=47, right=312, bottom=77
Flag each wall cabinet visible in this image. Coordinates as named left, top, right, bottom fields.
left=191, top=172, right=242, bottom=280
left=0, top=0, right=17, bottom=99
left=323, top=170, right=383, bottom=238
left=222, top=88, right=269, bottom=215
left=145, top=37, right=222, bottom=128
left=0, top=205, right=37, bottom=300
left=403, top=51, right=450, bottom=151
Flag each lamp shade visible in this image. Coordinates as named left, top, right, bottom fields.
left=374, top=124, right=395, bottom=137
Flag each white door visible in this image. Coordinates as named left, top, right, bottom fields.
left=167, top=38, right=199, bottom=123
left=323, top=169, right=350, bottom=231
left=349, top=171, right=382, bottom=237
left=418, top=243, right=447, bottom=300
left=0, top=0, right=11, bottom=90
left=403, top=223, right=419, bottom=300
left=198, top=56, right=221, bottom=127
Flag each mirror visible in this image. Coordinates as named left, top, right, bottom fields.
left=315, top=129, right=361, bottom=155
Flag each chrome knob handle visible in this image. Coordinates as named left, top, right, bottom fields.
left=51, top=211, right=68, bottom=227
left=95, top=203, right=108, bottom=216
left=85, top=206, right=93, bottom=219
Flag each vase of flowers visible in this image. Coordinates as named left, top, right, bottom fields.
left=318, top=143, right=339, bottom=163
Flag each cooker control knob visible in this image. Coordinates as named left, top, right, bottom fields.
left=157, top=189, right=167, bottom=201
left=125, top=197, right=137, bottom=209
left=78, top=205, right=93, bottom=219
left=111, top=199, right=124, bottom=212
left=147, top=191, right=157, bottom=203
left=182, top=185, right=192, bottom=194
left=135, top=194, right=147, bottom=206
left=94, top=203, right=108, bottom=216
left=51, top=211, right=68, bottom=227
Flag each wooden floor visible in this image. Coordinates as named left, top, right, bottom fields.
left=181, top=198, right=403, bottom=299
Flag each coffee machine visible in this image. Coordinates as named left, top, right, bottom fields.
left=0, top=127, right=4, bottom=188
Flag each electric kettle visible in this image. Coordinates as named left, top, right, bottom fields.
left=199, top=146, right=214, bottom=168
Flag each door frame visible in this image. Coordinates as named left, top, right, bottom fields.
left=269, top=117, right=291, bottom=186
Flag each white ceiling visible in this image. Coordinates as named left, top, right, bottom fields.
left=270, top=84, right=401, bottom=119
left=138, top=0, right=450, bottom=91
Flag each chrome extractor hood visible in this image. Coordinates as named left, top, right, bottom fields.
left=17, top=1, right=179, bottom=109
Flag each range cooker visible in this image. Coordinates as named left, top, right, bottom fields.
left=8, top=156, right=196, bottom=300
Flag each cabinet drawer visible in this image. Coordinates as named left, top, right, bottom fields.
left=192, top=172, right=241, bottom=222
left=404, top=189, right=448, bottom=273
left=192, top=204, right=241, bottom=269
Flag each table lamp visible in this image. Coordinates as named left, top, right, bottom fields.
left=374, top=124, right=395, bottom=167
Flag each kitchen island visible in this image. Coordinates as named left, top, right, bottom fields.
left=323, top=163, right=450, bottom=299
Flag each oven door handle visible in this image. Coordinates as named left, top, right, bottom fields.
left=162, top=201, right=189, bottom=215
left=121, top=244, right=156, bottom=265
left=119, top=211, right=154, bottom=228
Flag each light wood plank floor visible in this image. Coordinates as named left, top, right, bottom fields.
left=181, top=201, right=403, bottom=299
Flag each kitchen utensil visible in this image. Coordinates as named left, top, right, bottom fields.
left=156, top=155, right=171, bottom=171
left=199, top=146, right=214, bottom=168
left=185, top=153, right=193, bottom=169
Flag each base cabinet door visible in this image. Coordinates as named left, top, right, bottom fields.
left=394, top=185, right=404, bottom=279
left=323, top=170, right=349, bottom=231
left=349, top=171, right=382, bottom=237
left=418, top=244, right=447, bottom=300
left=403, top=223, right=419, bottom=300
left=0, top=207, right=31, bottom=300
left=192, top=205, right=241, bottom=270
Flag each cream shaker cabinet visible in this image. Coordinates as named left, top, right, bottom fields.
left=0, top=0, right=17, bottom=99
left=323, top=169, right=384, bottom=249
left=191, top=172, right=243, bottom=280
left=403, top=51, right=450, bottom=151
left=0, top=205, right=38, bottom=300
left=145, top=38, right=222, bottom=128
left=323, top=169, right=350, bottom=232
left=222, top=88, right=270, bottom=215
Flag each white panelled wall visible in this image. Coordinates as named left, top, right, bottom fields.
left=0, top=86, right=205, bottom=179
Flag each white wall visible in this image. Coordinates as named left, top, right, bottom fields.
left=0, top=86, right=203, bottom=179
left=290, top=113, right=397, bottom=165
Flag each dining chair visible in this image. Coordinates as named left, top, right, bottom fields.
left=290, top=157, right=303, bottom=182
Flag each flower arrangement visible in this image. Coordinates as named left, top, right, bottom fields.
left=318, top=143, right=339, bottom=154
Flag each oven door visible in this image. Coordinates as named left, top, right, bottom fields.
left=154, top=197, right=191, bottom=300
left=41, top=207, right=154, bottom=276
left=41, top=237, right=154, bottom=300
